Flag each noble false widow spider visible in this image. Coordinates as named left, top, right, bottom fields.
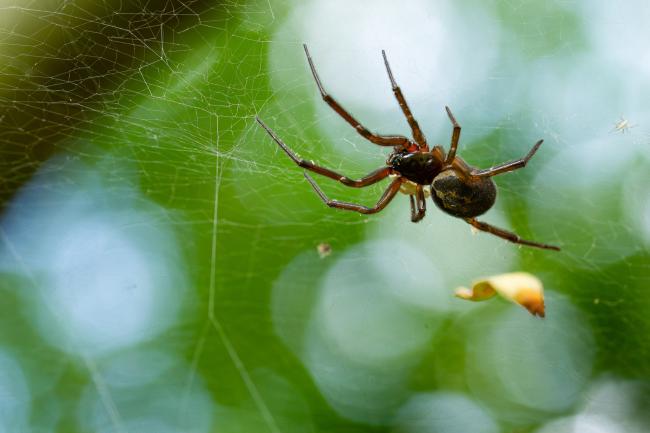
left=256, top=45, right=560, bottom=251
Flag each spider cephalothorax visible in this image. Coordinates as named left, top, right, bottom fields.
left=387, top=148, right=442, bottom=186
left=256, top=45, right=559, bottom=251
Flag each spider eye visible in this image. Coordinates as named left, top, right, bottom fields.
left=387, top=153, right=403, bottom=166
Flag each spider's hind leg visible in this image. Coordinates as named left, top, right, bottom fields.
left=464, top=217, right=560, bottom=251
left=444, top=106, right=461, bottom=164
left=471, top=140, right=543, bottom=178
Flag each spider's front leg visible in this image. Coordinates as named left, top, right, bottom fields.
left=304, top=173, right=402, bottom=215
left=303, top=44, right=413, bottom=148
left=381, top=50, right=428, bottom=151
left=409, top=184, right=426, bottom=222
left=257, top=116, right=392, bottom=187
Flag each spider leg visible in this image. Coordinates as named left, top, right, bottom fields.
left=465, top=217, right=560, bottom=251
left=304, top=173, right=402, bottom=215
left=471, top=140, right=543, bottom=178
left=381, top=50, right=428, bottom=150
left=444, top=106, right=461, bottom=164
left=257, top=117, right=392, bottom=187
left=409, top=184, right=426, bottom=222
left=303, top=44, right=412, bottom=148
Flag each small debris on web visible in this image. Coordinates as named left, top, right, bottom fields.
left=317, top=242, right=332, bottom=259
left=454, top=272, right=545, bottom=318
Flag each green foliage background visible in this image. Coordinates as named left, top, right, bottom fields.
left=0, top=1, right=649, bottom=432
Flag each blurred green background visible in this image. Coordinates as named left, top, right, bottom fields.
left=1, top=0, right=649, bottom=432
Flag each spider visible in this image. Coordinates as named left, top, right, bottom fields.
left=256, top=45, right=560, bottom=251
left=611, top=116, right=636, bottom=134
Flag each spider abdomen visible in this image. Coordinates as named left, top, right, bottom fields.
left=431, top=169, right=496, bottom=218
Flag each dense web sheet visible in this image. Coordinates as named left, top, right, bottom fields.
left=1, top=1, right=650, bottom=432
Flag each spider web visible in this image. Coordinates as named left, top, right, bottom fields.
left=0, top=0, right=649, bottom=432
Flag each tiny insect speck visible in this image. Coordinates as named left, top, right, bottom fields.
left=317, top=242, right=332, bottom=258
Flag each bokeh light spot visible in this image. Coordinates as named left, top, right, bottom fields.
left=393, top=391, right=499, bottom=433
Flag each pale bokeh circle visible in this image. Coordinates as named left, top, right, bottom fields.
left=465, top=293, right=595, bottom=423
left=393, top=391, right=499, bottom=433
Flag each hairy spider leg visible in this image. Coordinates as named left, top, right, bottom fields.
left=465, top=217, right=560, bottom=251
left=381, top=50, right=428, bottom=151
left=409, top=184, right=426, bottom=222
left=304, top=173, right=403, bottom=214
left=444, top=106, right=462, bottom=164
left=471, top=140, right=543, bottom=177
left=256, top=117, right=392, bottom=187
left=303, top=44, right=412, bottom=148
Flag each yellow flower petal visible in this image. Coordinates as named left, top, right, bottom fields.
left=454, top=282, right=497, bottom=302
left=455, top=272, right=545, bottom=318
